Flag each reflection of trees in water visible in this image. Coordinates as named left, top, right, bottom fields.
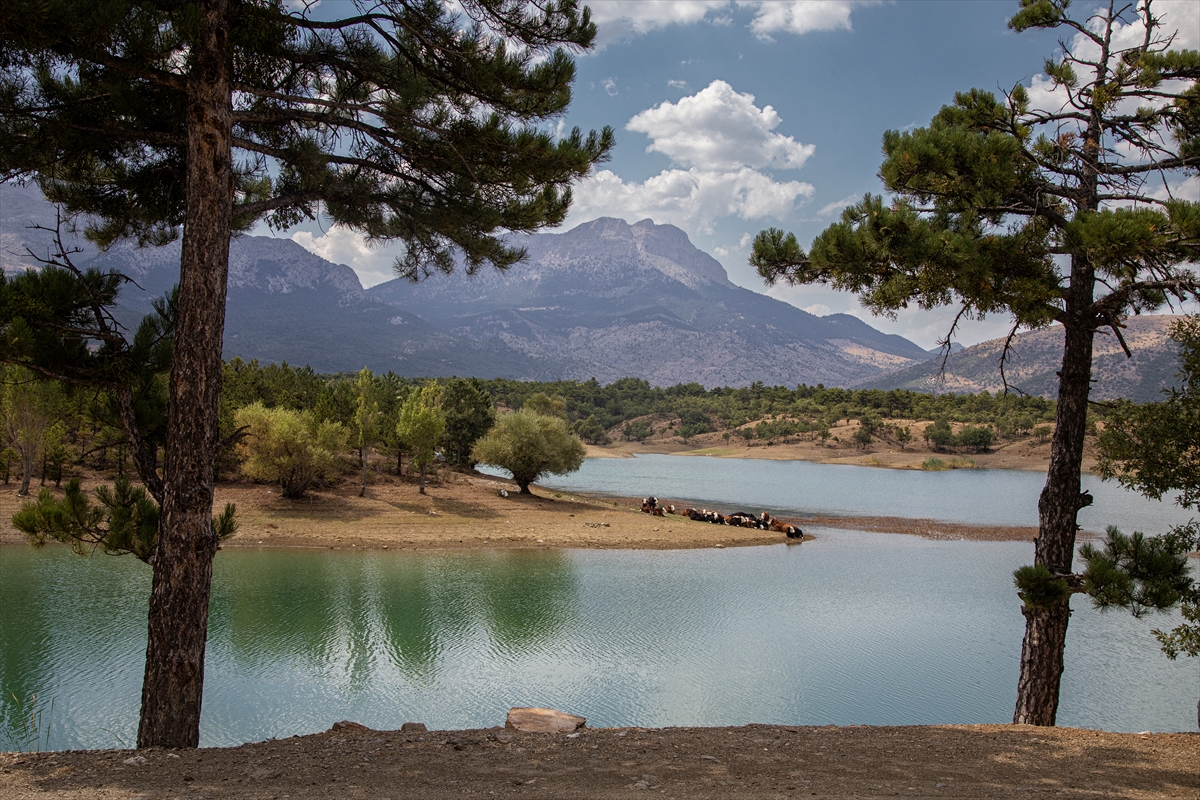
left=0, top=550, right=52, bottom=750
left=0, top=548, right=149, bottom=750
left=215, top=550, right=579, bottom=683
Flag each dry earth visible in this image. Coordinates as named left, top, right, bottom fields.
left=1, top=723, right=1196, bottom=799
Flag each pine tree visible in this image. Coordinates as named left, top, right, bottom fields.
left=751, top=0, right=1200, bottom=725
left=0, top=0, right=611, bottom=748
left=354, top=367, right=382, bottom=497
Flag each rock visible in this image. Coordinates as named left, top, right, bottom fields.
left=400, top=722, right=428, bottom=732
left=122, top=756, right=146, bottom=766
left=329, top=720, right=369, bottom=732
left=505, top=707, right=586, bottom=734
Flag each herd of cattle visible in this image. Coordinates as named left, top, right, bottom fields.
left=640, top=497, right=804, bottom=539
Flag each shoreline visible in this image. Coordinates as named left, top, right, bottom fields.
left=0, top=467, right=1048, bottom=552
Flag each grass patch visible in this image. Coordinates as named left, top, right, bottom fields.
left=921, top=456, right=978, bottom=471
left=862, top=456, right=883, bottom=467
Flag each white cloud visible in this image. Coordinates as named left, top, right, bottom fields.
left=627, top=80, right=814, bottom=171
left=570, top=80, right=815, bottom=232
left=748, top=0, right=861, bottom=40
left=585, top=1, right=874, bottom=48
left=667, top=79, right=688, bottom=90
left=816, top=193, right=861, bottom=218
left=803, top=303, right=832, bottom=317
left=570, top=167, right=813, bottom=233
left=290, top=227, right=402, bottom=288
left=601, top=77, right=618, bottom=96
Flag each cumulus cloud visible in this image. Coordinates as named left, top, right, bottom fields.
left=290, top=227, right=402, bottom=288
left=628, top=80, right=814, bottom=171
left=748, top=0, right=861, bottom=40
left=569, top=80, right=815, bottom=232
left=585, top=1, right=874, bottom=48
left=571, top=167, right=813, bottom=233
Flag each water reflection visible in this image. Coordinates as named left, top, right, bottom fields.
left=210, top=549, right=578, bottom=684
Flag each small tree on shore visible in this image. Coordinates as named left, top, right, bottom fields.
left=235, top=403, right=347, bottom=499
left=472, top=409, right=585, bottom=494
left=396, top=385, right=444, bottom=495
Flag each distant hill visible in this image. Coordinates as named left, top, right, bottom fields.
left=368, top=217, right=931, bottom=387
left=2, top=183, right=933, bottom=386
left=856, top=316, right=1183, bottom=403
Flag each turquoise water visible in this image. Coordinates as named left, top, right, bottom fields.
left=2, top=456, right=1196, bottom=751
left=530, top=453, right=1197, bottom=534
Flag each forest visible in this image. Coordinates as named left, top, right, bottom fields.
left=1, top=357, right=1069, bottom=494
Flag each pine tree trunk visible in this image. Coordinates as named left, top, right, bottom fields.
left=1013, top=279, right=1095, bottom=726
left=419, top=461, right=426, bottom=494
left=136, top=0, right=232, bottom=750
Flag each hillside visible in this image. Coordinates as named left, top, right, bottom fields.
left=368, top=217, right=930, bottom=387
left=1, top=184, right=930, bottom=386
left=856, top=316, right=1183, bottom=403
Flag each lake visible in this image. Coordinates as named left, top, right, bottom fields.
left=1, top=456, right=1196, bottom=751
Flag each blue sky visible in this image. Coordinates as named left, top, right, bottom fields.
left=290, top=0, right=1200, bottom=349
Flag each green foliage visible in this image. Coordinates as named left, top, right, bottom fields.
left=12, top=477, right=236, bottom=563
left=0, top=0, right=614, bottom=271
left=471, top=409, right=585, bottom=493
left=1013, top=563, right=1073, bottom=611
left=523, top=393, right=568, bottom=419
left=622, top=419, right=653, bottom=442
left=571, top=414, right=610, bottom=445
left=1080, top=526, right=1194, bottom=618
left=235, top=402, right=347, bottom=499
left=956, top=425, right=994, bottom=452
left=439, top=378, right=496, bottom=467
left=396, top=385, right=445, bottom=492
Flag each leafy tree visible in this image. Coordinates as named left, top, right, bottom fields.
left=472, top=408, right=585, bottom=494
left=572, top=414, right=610, bottom=445
left=523, top=392, right=568, bottom=419
left=1, top=367, right=61, bottom=496
left=957, top=425, right=994, bottom=452
left=751, top=0, right=1200, bottom=725
left=1, top=0, right=610, bottom=748
left=439, top=377, right=496, bottom=468
left=623, top=419, right=652, bottom=442
left=396, top=384, right=445, bottom=495
left=235, top=402, right=347, bottom=499
left=353, top=368, right=382, bottom=498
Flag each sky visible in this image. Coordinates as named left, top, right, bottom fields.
left=285, top=0, right=1200, bottom=350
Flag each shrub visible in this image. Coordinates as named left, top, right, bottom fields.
left=235, top=402, right=348, bottom=498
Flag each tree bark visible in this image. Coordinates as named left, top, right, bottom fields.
left=1013, top=268, right=1095, bottom=726
left=136, top=0, right=232, bottom=750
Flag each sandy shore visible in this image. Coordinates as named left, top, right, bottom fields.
left=0, top=464, right=1044, bottom=550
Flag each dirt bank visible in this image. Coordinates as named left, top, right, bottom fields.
left=0, top=467, right=1044, bottom=550
left=2, top=723, right=1195, bottom=799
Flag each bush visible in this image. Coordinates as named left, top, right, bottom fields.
left=235, top=402, right=348, bottom=498
left=957, top=425, right=994, bottom=452
left=623, top=419, right=652, bottom=442
left=472, top=409, right=586, bottom=494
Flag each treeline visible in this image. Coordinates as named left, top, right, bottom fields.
left=3, top=359, right=1068, bottom=496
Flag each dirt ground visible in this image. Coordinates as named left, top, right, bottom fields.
left=1, top=723, right=1196, bottom=799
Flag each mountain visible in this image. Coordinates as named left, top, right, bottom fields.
left=368, top=217, right=930, bottom=387
left=855, top=315, right=1184, bottom=403
left=2, top=184, right=933, bottom=385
